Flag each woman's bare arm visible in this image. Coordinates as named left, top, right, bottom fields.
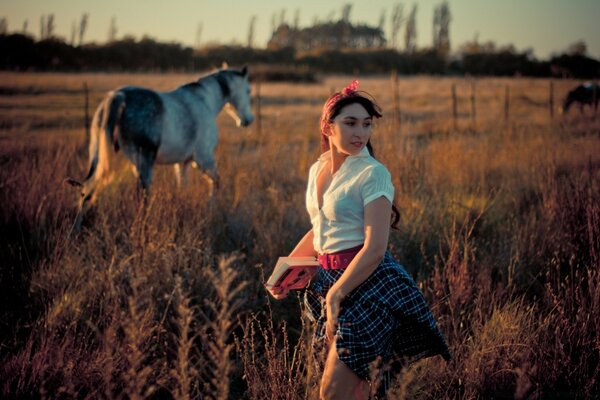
left=288, top=228, right=317, bottom=257
left=324, top=196, right=392, bottom=341
left=329, top=196, right=391, bottom=297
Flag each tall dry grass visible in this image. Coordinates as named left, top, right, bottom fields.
left=0, top=73, right=599, bottom=399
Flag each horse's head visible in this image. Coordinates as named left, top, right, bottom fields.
left=64, top=177, right=95, bottom=231
left=561, top=88, right=578, bottom=115
left=559, top=97, right=571, bottom=115
left=222, top=66, right=254, bottom=127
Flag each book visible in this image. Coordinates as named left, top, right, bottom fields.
left=265, top=256, right=319, bottom=296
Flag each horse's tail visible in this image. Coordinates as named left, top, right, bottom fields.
left=84, top=90, right=125, bottom=185
left=102, top=90, right=126, bottom=153
left=67, top=90, right=126, bottom=229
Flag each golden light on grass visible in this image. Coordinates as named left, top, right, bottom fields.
left=0, top=72, right=598, bottom=398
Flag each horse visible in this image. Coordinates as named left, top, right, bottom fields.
left=67, top=66, right=254, bottom=229
left=561, top=82, right=599, bottom=114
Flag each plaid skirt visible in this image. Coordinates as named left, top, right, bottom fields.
left=304, top=251, right=451, bottom=383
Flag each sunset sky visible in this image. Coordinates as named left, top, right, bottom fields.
left=3, top=0, right=599, bottom=59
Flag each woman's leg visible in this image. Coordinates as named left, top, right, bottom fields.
left=320, top=340, right=369, bottom=400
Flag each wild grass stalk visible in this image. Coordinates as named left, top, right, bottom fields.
left=198, top=254, right=248, bottom=400
left=170, top=276, right=196, bottom=400
left=1, top=74, right=599, bottom=399
left=235, top=303, right=313, bottom=400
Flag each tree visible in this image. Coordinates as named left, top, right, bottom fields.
left=70, top=20, right=76, bottom=45
left=279, top=9, right=286, bottom=27
left=46, top=14, right=55, bottom=38
left=108, top=16, right=117, bottom=42
left=0, top=18, right=7, bottom=35
left=293, top=9, right=300, bottom=30
left=195, top=22, right=203, bottom=48
left=247, top=15, right=256, bottom=48
left=271, top=12, right=277, bottom=33
left=567, top=40, right=587, bottom=56
left=433, top=1, right=450, bottom=57
left=341, top=4, right=352, bottom=47
left=79, top=13, right=88, bottom=46
left=39, top=14, right=55, bottom=39
left=405, top=4, right=417, bottom=53
left=390, top=3, right=403, bottom=49
left=341, top=4, right=352, bottom=22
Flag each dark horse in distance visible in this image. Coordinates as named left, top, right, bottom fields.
left=561, top=82, right=599, bottom=114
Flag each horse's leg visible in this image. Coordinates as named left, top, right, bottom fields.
left=173, top=162, right=191, bottom=189
left=195, top=158, right=218, bottom=196
left=202, top=168, right=219, bottom=198
left=193, top=155, right=219, bottom=205
left=193, top=133, right=218, bottom=197
left=201, top=168, right=219, bottom=211
left=174, top=163, right=182, bottom=188
left=134, top=149, right=156, bottom=206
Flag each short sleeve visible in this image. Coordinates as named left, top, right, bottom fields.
left=360, top=164, right=395, bottom=206
left=305, top=160, right=321, bottom=219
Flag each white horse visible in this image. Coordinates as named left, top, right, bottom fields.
left=68, top=66, right=253, bottom=228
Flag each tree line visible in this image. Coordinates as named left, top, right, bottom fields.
left=1, top=32, right=598, bottom=79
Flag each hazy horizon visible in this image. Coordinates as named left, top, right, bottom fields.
left=3, top=0, right=600, bottom=60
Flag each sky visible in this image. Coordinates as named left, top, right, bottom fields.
left=3, top=0, right=600, bottom=60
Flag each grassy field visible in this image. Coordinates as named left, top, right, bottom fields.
left=0, top=71, right=599, bottom=399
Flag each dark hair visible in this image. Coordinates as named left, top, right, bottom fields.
left=320, top=93, right=382, bottom=153
left=320, top=93, right=400, bottom=229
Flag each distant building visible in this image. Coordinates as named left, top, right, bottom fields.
left=267, top=21, right=386, bottom=53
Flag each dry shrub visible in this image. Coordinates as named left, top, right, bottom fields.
left=1, top=75, right=600, bottom=399
left=463, top=300, right=538, bottom=398
left=197, top=254, right=248, bottom=400
left=538, top=258, right=600, bottom=397
left=386, top=299, right=538, bottom=400
left=235, top=307, right=315, bottom=400
left=170, top=276, right=196, bottom=400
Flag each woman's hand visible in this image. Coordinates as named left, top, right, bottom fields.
left=325, top=288, right=344, bottom=343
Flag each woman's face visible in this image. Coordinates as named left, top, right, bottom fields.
left=327, top=102, right=372, bottom=156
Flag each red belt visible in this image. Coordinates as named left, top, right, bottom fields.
left=317, top=245, right=363, bottom=270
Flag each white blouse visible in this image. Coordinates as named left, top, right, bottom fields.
left=306, top=147, right=395, bottom=254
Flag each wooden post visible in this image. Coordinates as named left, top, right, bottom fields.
left=255, top=80, right=262, bottom=139
left=549, top=80, right=554, bottom=119
left=452, top=83, right=457, bottom=131
left=593, top=81, right=598, bottom=115
left=504, top=85, right=510, bottom=123
left=470, top=79, right=476, bottom=131
left=83, top=82, right=90, bottom=142
left=391, top=70, right=400, bottom=134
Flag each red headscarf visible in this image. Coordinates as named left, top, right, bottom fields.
left=320, top=79, right=360, bottom=136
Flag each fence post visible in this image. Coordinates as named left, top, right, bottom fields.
left=255, top=80, right=262, bottom=139
left=83, top=82, right=90, bottom=143
left=593, top=81, right=597, bottom=116
left=391, top=70, right=400, bottom=135
left=452, top=83, right=457, bottom=131
left=504, top=84, right=510, bottom=123
left=470, top=79, right=477, bottom=131
left=549, top=80, right=554, bottom=119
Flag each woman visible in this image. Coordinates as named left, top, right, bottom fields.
left=273, top=81, right=450, bottom=399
